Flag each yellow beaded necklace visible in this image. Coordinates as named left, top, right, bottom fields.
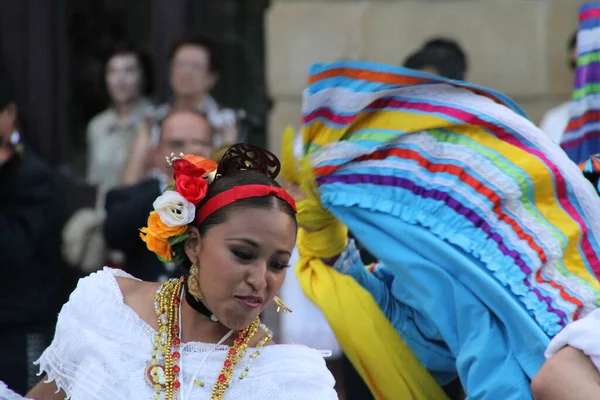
left=146, top=278, right=264, bottom=400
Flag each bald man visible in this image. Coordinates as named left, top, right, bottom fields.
left=149, top=108, right=213, bottom=176
left=125, top=108, right=214, bottom=185
left=104, top=109, right=214, bottom=282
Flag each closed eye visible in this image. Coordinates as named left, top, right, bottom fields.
left=269, top=261, right=291, bottom=271
left=232, top=250, right=254, bottom=262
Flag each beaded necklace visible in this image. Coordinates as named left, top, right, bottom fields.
left=146, top=278, right=268, bottom=400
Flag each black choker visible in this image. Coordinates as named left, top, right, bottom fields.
left=184, top=282, right=219, bottom=322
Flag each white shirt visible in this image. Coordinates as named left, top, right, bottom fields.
left=539, top=101, right=571, bottom=144
left=10, top=268, right=337, bottom=400
left=280, top=249, right=342, bottom=358
left=279, top=133, right=342, bottom=357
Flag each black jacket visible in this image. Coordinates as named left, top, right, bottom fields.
left=104, top=179, right=183, bottom=281
left=0, top=149, right=63, bottom=329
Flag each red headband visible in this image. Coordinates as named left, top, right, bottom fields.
left=195, top=184, right=297, bottom=225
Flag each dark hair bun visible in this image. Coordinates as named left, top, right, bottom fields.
left=216, top=143, right=282, bottom=179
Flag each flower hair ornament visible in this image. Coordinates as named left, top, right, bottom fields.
left=140, top=143, right=297, bottom=266
left=140, top=154, right=219, bottom=264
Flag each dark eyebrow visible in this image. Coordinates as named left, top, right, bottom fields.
left=226, top=238, right=259, bottom=247
left=226, top=238, right=292, bottom=256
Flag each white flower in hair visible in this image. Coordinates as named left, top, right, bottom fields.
left=153, top=191, right=196, bottom=227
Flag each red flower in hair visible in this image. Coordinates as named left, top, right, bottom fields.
left=175, top=175, right=209, bottom=205
left=173, top=159, right=207, bottom=180
left=172, top=156, right=217, bottom=204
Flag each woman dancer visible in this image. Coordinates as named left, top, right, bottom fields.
left=283, top=58, right=600, bottom=399
left=1, top=144, right=336, bottom=399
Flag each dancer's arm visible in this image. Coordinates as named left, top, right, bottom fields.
left=533, top=309, right=600, bottom=399
left=122, top=117, right=152, bottom=185
left=327, top=238, right=455, bottom=374
left=297, top=219, right=400, bottom=319
left=26, top=377, right=65, bottom=400
left=325, top=207, right=536, bottom=398
left=327, top=238, right=398, bottom=318
left=531, top=346, right=600, bottom=399
left=291, top=181, right=451, bottom=366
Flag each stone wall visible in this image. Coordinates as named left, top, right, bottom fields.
left=265, top=0, right=586, bottom=153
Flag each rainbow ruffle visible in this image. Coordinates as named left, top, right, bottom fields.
left=302, top=60, right=600, bottom=337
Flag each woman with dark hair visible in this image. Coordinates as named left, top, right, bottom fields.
left=63, top=41, right=154, bottom=273
left=403, top=37, right=468, bottom=81
left=2, top=144, right=337, bottom=400
left=86, top=40, right=153, bottom=199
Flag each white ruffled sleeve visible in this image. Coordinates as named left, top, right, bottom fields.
left=545, top=309, right=600, bottom=372
left=33, top=268, right=138, bottom=397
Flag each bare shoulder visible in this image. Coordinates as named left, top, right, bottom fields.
left=114, top=276, right=145, bottom=300
left=26, top=375, right=66, bottom=400
left=114, top=276, right=161, bottom=328
left=115, top=276, right=159, bottom=302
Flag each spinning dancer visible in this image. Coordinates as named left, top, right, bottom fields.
left=283, top=58, right=600, bottom=400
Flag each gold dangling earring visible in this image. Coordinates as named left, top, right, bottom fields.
left=273, top=296, right=292, bottom=313
left=188, top=262, right=203, bottom=302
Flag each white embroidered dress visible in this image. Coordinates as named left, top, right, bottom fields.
left=1, top=268, right=337, bottom=400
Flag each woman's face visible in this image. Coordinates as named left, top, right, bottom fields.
left=189, top=207, right=296, bottom=330
left=170, top=45, right=216, bottom=100
left=105, top=53, right=143, bottom=105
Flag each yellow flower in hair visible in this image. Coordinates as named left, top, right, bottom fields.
left=142, top=211, right=188, bottom=239
left=140, top=212, right=189, bottom=261
left=140, top=230, right=172, bottom=262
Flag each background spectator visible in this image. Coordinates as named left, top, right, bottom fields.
left=404, top=37, right=469, bottom=80
left=0, top=67, right=64, bottom=395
